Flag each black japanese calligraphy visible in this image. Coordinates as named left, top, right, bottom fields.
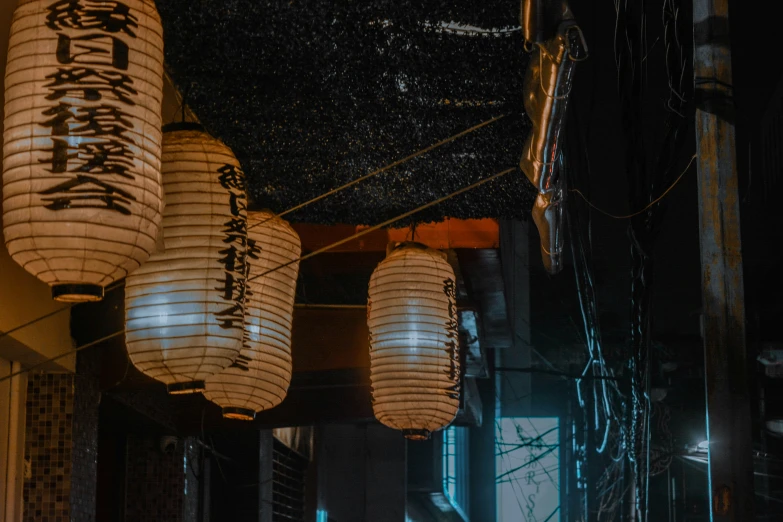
left=217, top=164, right=245, bottom=192
left=41, top=137, right=134, bottom=177
left=228, top=353, right=252, bottom=372
left=41, top=102, right=132, bottom=138
left=214, top=301, right=244, bottom=330
left=217, top=244, right=243, bottom=273
left=57, top=33, right=129, bottom=70
left=215, top=272, right=247, bottom=305
left=44, top=67, right=137, bottom=105
left=46, top=1, right=139, bottom=37
left=39, top=0, right=140, bottom=215
left=246, top=238, right=261, bottom=261
left=38, top=100, right=136, bottom=210
left=214, top=163, right=248, bottom=331
left=221, top=218, right=247, bottom=245
left=39, top=173, right=135, bottom=215
left=443, top=277, right=460, bottom=391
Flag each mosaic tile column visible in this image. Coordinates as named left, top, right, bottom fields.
left=23, top=350, right=100, bottom=522
left=124, top=435, right=202, bottom=522
left=70, top=350, right=100, bottom=521
left=23, top=373, right=74, bottom=522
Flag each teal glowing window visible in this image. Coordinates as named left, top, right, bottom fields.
left=442, top=425, right=469, bottom=516
left=496, top=417, right=560, bottom=522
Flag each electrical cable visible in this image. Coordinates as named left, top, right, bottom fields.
left=248, top=113, right=507, bottom=231
left=1, top=115, right=507, bottom=342
left=569, top=154, right=696, bottom=220
left=0, top=330, right=123, bottom=383
left=247, top=166, right=515, bottom=283
left=0, top=165, right=516, bottom=384
left=0, top=279, right=124, bottom=342
left=495, top=367, right=623, bottom=381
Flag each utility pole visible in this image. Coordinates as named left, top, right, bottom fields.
left=693, top=1, right=755, bottom=520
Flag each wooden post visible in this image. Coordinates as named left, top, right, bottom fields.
left=693, top=0, right=755, bottom=519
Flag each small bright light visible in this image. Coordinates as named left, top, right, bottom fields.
left=317, top=510, right=328, bottom=522
left=697, top=440, right=709, bottom=451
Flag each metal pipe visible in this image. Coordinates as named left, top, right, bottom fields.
left=518, top=1, right=587, bottom=274
left=693, top=0, right=755, bottom=519
left=4, top=362, right=23, bottom=522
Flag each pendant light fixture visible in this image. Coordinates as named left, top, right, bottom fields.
left=367, top=242, right=461, bottom=440
left=124, top=123, right=247, bottom=394
left=3, top=0, right=165, bottom=302
left=204, top=211, right=301, bottom=420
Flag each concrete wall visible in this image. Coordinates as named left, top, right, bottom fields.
left=0, top=357, right=27, bottom=522
left=317, top=424, right=406, bottom=522
left=498, top=220, right=532, bottom=418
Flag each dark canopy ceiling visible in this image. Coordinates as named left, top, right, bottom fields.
left=156, top=0, right=537, bottom=225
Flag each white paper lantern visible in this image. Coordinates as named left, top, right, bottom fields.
left=204, top=211, right=301, bottom=420
left=124, top=124, right=247, bottom=394
left=3, top=0, right=165, bottom=302
left=367, top=242, right=461, bottom=440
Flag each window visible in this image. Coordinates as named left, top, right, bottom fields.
left=496, top=417, right=560, bottom=522
left=272, top=439, right=308, bottom=521
left=442, top=425, right=469, bottom=517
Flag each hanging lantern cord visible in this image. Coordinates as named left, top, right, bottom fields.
left=247, top=165, right=516, bottom=284
left=180, top=83, right=193, bottom=124
left=0, top=279, right=124, bottom=343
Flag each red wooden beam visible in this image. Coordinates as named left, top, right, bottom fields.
left=292, top=218, right=499, bottom=253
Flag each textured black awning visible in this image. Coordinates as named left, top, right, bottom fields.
left=158, top=0, right=537, bottom=225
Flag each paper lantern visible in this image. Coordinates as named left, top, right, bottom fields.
left=204, top=211, right=301, bottom=420
left=3, top=0, right=165, bottom=302
left=124, top=124, right=247, bottom=394
left=367, top=242, right=461, bottom=440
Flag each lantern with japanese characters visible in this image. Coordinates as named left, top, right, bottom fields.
left=124, top=124, right=247, bottom=394
left=367, top=242, right=461, bottom=440
left=204, top=211, right=301, bottom=420
left=3, top=0, right=165, bottom=302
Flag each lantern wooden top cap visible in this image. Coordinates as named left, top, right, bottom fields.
left=403, top=429, right=432, bottom=441
left=222, top=407, right=256, bottom=421
left=162, top=122, right=206, bottom=134
left=386, top=241, right=448, bottom=261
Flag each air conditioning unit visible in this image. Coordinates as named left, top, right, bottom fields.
left=758, top=344, right=783, bottom=378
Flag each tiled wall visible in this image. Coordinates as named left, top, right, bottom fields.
left=125, top=434, right=186, bottom=521
left=183, top=439, right=203, bottom=522
left=70, top=351, right=101, bottom=522
left=124, top=435, right=202, bottom=522
left=23, top=373, right=74, bottom=522
left=23, top=350, right=101, bottom=522
left=22, top=351, right=202, bottom=522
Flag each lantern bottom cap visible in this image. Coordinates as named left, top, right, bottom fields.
left=222, top=407, right=256, bottom=421
left=402, top=429, right=431, bottom=441
left=51, top=283, right=104, bottom=303
left=167, top=381, right=206, bottom=395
